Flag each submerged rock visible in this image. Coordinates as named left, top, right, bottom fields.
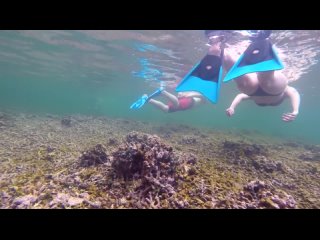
left=180, top=136, right=197, bottom=145
left=221, top=141, right=289, bottom=174
left=108, top=138, right=118, bottom=145
left=217, top=180, right=297, bottom=209
left=79, top=144, right=110, bottom=167
left=251, top=156, right=285, bottom=173
left=12, top=194, right=37, bottom=209
left=49, top=193, right=69, bottom=208
left=0, top=112, right=14, bottom=128
left=68, top=197, right=84, bottom=206
left=283, top=142, right=301, bottom=148
left=61, top=117, right=72, bottom=127
left=222, top=141, right=268, bottom=160
left=112, top=131, right=177, bottom=181
left=299, top=152, right=320, bottom=162
left=110, top=131, right=198, bottom=208
left=49, top=193, right=89, bottom=208
left=1, top=191, right=12, bottom=207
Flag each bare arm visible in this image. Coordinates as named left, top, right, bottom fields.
left=285, top=86, right=300, bottom=114
left=282, top=86, right=300, bottom=122
left=226, top=93, right=250, bottom=117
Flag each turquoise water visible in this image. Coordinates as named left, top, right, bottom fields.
left=0, top=30, right=319, bottom=143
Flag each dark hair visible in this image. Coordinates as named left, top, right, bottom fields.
left=205, top=30, right=233, bottom=38
left=249, top=30, right=272, bottom=41
left=205, top=30, right=219, bottom=37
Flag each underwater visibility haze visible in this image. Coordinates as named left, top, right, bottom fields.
left=0, top=30, right=319, bottom=209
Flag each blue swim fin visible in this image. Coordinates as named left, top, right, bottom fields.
left=176, top=54, right=223, bottom=104
left=130, top=87, right=164, bottom=109
left=224, top=39, right=284, bottom=82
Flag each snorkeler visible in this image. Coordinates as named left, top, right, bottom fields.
left=130, top=83, right=206, bottom=112
left=137, top=35, right=225, bottom=113
left=131, top=31, right=225, bottom=111
left=174, top=30, right=231, bottom=104
left=205, top=30, right=301, bottom=122
left=132, top=30, right=300, bottom=121
left=145, top=89, right=206, bottom=113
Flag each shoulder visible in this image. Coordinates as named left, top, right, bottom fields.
left=274, top=70, right=288, bottom=81
left=284, top=86, right=299, bottom=95
left=282, top=86, right=301, bottom=101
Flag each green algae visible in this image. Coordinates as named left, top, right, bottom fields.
left=0, top=113, right=319, bottom=208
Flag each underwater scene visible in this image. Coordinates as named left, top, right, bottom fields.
left=0, top=30, right=319, bottom=209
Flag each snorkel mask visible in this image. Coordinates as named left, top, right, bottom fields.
left=204, top=30, right=232, bottom=46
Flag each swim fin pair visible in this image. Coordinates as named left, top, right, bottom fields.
left=175, top=38, right=284, bottom=103
left=223, top=38, right=284, bottom=82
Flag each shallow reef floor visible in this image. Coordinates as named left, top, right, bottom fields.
left=0, top=112, right=319, bottom=209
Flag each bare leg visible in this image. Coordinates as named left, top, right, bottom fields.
left=223, top=50, right=259, bottom=95
left=223, top=49, right=237, bottom=72
left=144, top=90, right=179, bottom=113
left=161, top=90, right=179, bottom=108
left=207, top=43, right=259, bottom=94
left=223, top=44, right=287, bottom=95
left=148, top=99, right=169, bottom=112
left=257, top=71, right=288, bottom=94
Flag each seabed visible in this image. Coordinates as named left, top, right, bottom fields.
left=0, top=111, right=319, bottom=209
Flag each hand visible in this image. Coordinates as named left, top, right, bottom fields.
left=282, top=112, right=298, bottom=122
left=226, top=108, right=235, bottom=117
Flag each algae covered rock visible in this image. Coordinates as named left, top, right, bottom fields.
left=111, top=131, right=178, bottom=181
left=222, top=141, right=268, bottom=160
left=218, top=180, right=297, bottom=209
left=110, top=131, right=198, bottom=208
left=79, top=144, right=110, bottom=167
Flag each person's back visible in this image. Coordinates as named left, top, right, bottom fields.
left=219, top=30, right=301, bottom=122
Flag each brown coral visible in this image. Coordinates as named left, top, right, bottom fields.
left=79, top=144, right=110, bottom=167
left=110, top=131, right=197, bottom=208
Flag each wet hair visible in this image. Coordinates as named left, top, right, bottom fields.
left=249, top=30, right=272, bottom=41
left=205, top=30, right=232, bottom=38
left=205, top=30, right=222, bottom=38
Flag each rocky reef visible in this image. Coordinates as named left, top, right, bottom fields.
left=79, top=144, right=110, bottom=167
left=220, top=140, right=289, bottom=173
left=0, top=112, right=14, bottom=129
left=222, top=140, right=268, bottom=160
left=61, top=117, right=72, bottom=127
left=0, top=112, right=319, bottom=209
left=217, top=180, right=296, bottom=209
left=109, top=132, right=197, bottom=208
